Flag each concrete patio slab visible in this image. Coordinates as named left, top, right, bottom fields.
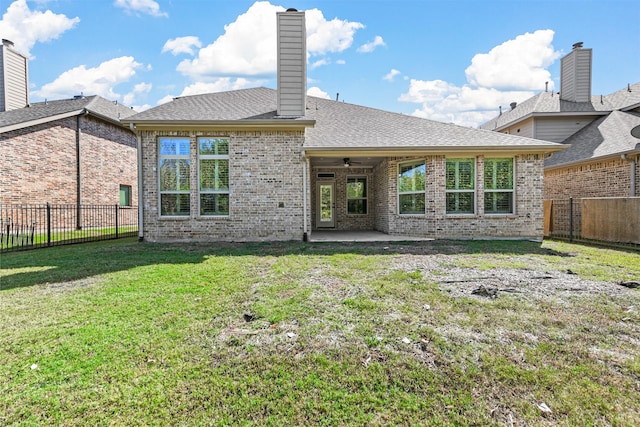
left=309, top=230, right=434, bottom=242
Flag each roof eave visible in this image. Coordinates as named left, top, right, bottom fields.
left=545, top=147, right=640, bottom=171
left=490, top=111, right=609, bottom=132
left=304, top=144, right=567, bottom=157
left=0, top=109, right=85, bottom=133
left=123, top=119, right=316, bottom=131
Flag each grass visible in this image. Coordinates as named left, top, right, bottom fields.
left=1, top=226, right=138, bottom=250
left=1, top=238, right=639, bottom=426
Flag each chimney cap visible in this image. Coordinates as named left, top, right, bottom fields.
left=572, top=41, right=584, bottom=49
left=2, top=39, right=15, bottom=47
left=286, top=7, right=298, bottom=12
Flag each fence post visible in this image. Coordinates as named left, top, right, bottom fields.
left=569, top=197, right=574, bottom=242
left=115, top=204, right=119, bottom=239
left=46, top=203, right=52, bottom=247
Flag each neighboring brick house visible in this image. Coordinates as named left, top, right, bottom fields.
left=480, top=43, right=640, bottom=199
left=0, top=40, right=138, bottom=207
left=123, top=9, right=564, bottom=243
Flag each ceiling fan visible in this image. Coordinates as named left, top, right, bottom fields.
left=343, top=158, right=361, bottom=167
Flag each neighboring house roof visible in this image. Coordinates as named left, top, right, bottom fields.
left=125, top=87, right=564, bottom=155
left=0, top=95, right=137, bottom=133
left=545, top=110, right=640, bottom=168
left=480, top=82, right=640, bottom=131
left=607, top=82, right=640, bottom=111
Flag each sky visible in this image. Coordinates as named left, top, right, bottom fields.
left=1, top=0, right=639, bottom=127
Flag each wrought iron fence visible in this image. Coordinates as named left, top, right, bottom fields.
left=0, top=204, right=138, bottom=252
left=547, top=197, right=582, bottom=241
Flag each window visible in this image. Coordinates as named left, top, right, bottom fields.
left=484, top=158, right=514, bottom=214
left=446, top=158, right=475, bottom=214
left=199, top=137, right=229, bottom=216
left=347, top=177, right=367, bottom=214
left=119, top=185, right=132, bottom=206
left=398, top=161, right=425, bottom=214
left=159, top=137, right=190, bottom=216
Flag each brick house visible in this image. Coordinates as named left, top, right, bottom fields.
left=0, top=39, right=138, bottom=206
left=480, top=43, right=640, bottom=199
left=123, top=9, right=564, bottom=243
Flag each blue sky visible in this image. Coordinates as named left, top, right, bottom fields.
left=1, top=0, right=638, bottom=127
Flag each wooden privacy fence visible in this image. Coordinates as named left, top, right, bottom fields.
left=544, top=197, right=640, bottom=245
left=1, top=204, right=138, bottom=252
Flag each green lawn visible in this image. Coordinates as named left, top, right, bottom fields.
left=1, top=239, right=639, bottom=426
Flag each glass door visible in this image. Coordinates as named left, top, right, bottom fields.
left=317, top=182, right=335, bottom=228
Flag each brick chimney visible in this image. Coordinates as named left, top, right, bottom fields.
left=560, top=42, right=592, bottom=103
left=0, top=39, right=30, bottom=112
left=276, top=8, right=306, bottom=117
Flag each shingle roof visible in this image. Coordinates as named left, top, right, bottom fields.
left=125, top=87, right=280, bottom=121
left=480, top=82, right=640, bottom=131
left=545, top=110, right=640, bottom=168
left=0, top=95, right=137, bottom=132
left=125, top=87, right=564, bottom=153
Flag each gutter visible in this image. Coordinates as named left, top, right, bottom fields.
left=303, top=145, right=567, bottom=157
left=622, top=154, right=637, bottom=197
left=489, top=111, right=608, bottom=133
left=130, top=123, right=144, bottom=241
left=121, top=119, right=316, bottom=131
left=76, top=110, right=89, bottom=230
left=302, top=151, right=308, bottom=241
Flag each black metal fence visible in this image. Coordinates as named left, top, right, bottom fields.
left=547, top=197, right=582, bottom=241
left=1, top=204, right=138, bottom=252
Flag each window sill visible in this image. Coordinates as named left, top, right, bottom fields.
left=158, top=215, right=191, bottom=220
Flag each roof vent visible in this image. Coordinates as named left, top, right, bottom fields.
left=73, top=94, right=85, bottom=100
left=572, top=41, right=583, bottom=50
left=510, top=102, right=517, bottom=110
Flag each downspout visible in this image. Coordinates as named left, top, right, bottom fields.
left=76, top=111, right=88, bottom=230
left=131, top=123, right=144, bottom=241
left=302, top=150, right=308, bottom=241
left=622, top=154, right=636, bottom=196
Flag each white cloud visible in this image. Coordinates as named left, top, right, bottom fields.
left=123, top=82, right=152, bottom=105
left=114, top=0, right=167, bottom=17
left=34, top=56, right=143, bottom=100
left=162, top=36, right=202, bottom=55
left=336, top=59, right=346, bottom=65
left=357, top=35, right=385, bottom=53
left=0, top=0, right=79, bottom=57
left=131, top=103, right=151, bottom=112
left=176, top=1, right=364, bottom=80
left=305, top=8, right=364, bottom=55
left=310, top=58, right=330, bottom=69
left=307, top=86, right=330, bottom=99
left=179, top=78, right=259, bottom=97
left=399, top=30, right=560, bottom=127
left=465, top=29, right=560, bottom=90
left=383, top=69, right=401, bottom=82
left=156, top=94, right=175, bottom=105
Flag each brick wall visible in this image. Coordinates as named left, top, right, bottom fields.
left=310, top=167, right=374, bottom=231
left=544, top=157, right=638, bottom=199
left=382, top=154, right=545, bottom=239
left=140, top=129, right=305, bottom=242
left=0, top=115, right=137, bottom=205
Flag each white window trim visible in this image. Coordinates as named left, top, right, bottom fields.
left=158, top=137, right=191, bottom=217
left=198, top=137, right=230, bottom=217
left=346, top=175, right=368, bottom=215
left=397, top=160, right=426, bottom=215
left=445, top=158, right=476, bottom=215
left=484, top=157, right=516, bottom=215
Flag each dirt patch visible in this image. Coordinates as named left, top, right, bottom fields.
left=392, top=253, right=636, bottom=301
